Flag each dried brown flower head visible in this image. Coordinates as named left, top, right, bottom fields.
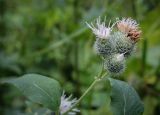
left=117, top=18, right=141, bottom=42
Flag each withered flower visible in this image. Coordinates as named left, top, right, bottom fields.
left=117, top=18, right=141, bottom=42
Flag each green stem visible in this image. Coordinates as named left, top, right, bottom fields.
left=63, top=68, right=107, bottom=115
left=76, top=72, right=107, bottom=103
left=76, top=78, right=99, bottom=105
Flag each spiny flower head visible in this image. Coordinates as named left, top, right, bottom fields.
left=86, top=17, right=116, bottom=39
left=87, top=16, right=142, bottom=75
left=117, top=18, right=141, bottom=42
left=60, top=91, right=80, bottom=115
left=104, top=53, right=125, bottom=75
left=112, top=31, right=134, bottom=57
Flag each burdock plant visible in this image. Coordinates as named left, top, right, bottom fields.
left=87, top=17, right=141, bottom=75
left=3, top=16, right=144, bottom=115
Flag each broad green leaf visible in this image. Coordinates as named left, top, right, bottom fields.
left=5, top=74, right=62, bottom=111
left=108, top=78, right=144, bottom=115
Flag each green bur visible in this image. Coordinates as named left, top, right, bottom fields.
left=94, top=31, right=136, bottom=75
left=94, top=37, right=116, bottom=57
left=112, top=31, right=135, bottom=58
left=104, top=54, right=125, bottom=75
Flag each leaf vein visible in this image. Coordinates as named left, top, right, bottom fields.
left=33, top=83, right=54, bottom=103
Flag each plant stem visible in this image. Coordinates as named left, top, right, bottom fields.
left=75, top=78, right=99, bottom=105
left=63, top=64, right=107, bottom=115
left=76, top=72, right=107, bottom=104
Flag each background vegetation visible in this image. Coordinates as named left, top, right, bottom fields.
left=0, top=0, right=160, bottom=115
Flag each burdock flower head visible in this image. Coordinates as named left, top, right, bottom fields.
left=60, top=91, right=80, bottom=115
left=86, top=17, right=116, bottom=39
left=86, top=17, right=117, bottom=56
left=87, top=16, right=142, bottom=75
left=104, top=53, right=125, bottom=75
left=117, top=18, right=141, bottom=42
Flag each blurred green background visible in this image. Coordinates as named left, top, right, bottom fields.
left=0, top=0, right=160, bottom=115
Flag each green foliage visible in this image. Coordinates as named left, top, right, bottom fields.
left=0, top=0, right=160, bottom=115
left=109, top=78, right=144, bottom=115
left=5, top=74, right=62, bottom=111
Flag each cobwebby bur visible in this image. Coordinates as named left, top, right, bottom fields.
left=87, top=17, right=141, bottom=75
left=104, top=53, right=126, bottom=75
left=86, top=17, right=117, bottom=57
left=113, top=31, right=134, bottom=58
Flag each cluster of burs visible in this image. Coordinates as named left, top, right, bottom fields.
left=87, top=17, right=141, bottom=75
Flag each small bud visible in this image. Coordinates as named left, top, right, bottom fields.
left=104, top=54, right=125, bottom=75
left=117, top=18, right=141, bottom=42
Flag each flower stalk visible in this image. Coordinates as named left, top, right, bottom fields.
left=62, top=63, right=107, bottom=115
